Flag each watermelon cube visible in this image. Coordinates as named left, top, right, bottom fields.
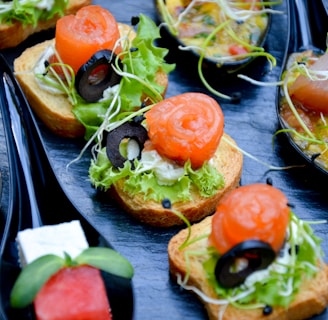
left=34, top=265, right=112, bottom=320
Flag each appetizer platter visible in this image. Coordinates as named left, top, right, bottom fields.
left=1, top=0, right=328, bottom=320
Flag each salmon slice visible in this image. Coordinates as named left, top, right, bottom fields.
left=289, top=53, right=328, bottom=114
left=145, top=92, right=224, bottom=169
left=209, top=184, right=290, bottom=254
left=55, top=5, right=121, bottom=74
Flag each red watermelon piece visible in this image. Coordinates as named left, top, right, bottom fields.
left=34, top=265, right=112, bottom=320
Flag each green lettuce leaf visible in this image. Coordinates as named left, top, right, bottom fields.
left=186, top=161, right=225, bottom=197
left=123, top=170, right=191, bottom=203
left=89, top=150, right=135, bottom=189
left=71, top=96, right=111, bottom=140
left=0, top=0, right=68, bottom=26
left=72, top=14, right=175, bottom=140
left=89, top=148, right=224, bottom=204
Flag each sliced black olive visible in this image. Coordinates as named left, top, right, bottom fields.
left=214, top=240, right=276, bottom=288
left=76, top=50, right=122, bottom=102
left=106, top=121, right=148, bottom=168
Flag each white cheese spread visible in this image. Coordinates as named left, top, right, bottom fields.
left=140, top=149, right=185, bottom=185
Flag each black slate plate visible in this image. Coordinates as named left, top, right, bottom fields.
left=1, top=1, right=328, bottom=320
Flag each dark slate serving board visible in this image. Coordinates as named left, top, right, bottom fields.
left=1, top=1, right=328, bottom=319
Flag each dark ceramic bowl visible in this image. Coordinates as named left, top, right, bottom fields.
left=154, top=0, right=272, bottom=75
left=276, top=0, right=328, bottom=176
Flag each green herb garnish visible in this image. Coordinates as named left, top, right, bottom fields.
left=89, top=147, right=224, bottom=204
left=0, top=0, right=68, bottom=26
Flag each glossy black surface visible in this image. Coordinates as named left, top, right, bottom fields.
left=0, top=56, right=133, bottom=320
left=215, top=240, right=276, bottom=288
left=1, top=1, right=328, bottom=320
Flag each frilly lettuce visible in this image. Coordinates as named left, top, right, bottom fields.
left=202, top=212, right=324, bottom=309
left=0, top=0, right=68, bottom=26
left=89, top=148, right=224, bottom=204
left=72, top=14, right=175, bottom=140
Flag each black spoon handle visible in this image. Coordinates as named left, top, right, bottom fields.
left=289, top=0, right=326, bottom=53
left=2, top=73, right=42, bottom=228
left=294, top=0, right=314, bottom=50
left=0, top=53, right=110, bottom=244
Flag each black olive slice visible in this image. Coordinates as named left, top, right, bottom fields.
left=76, top=50, right=122, bottom=102
left=214, top=240, right=276, bottom=288
left=106, top=122, right=148, bottom=168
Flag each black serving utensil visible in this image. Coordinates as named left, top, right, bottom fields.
left=287, top=0, right=325, bottom=54
left=0, top=54, right=134, bottom=320
left=275, top=0, right=328, bottom=175
left=0, top=171, right=2, bottom=209
left=154, top=0, right=272, bottom=75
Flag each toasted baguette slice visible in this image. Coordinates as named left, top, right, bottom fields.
left=109, top=133, right=243, bottom=227
left=168, top=216, right=328, bottom=320
left=14, top=25, right=169, bottom=138
left=0, top=0, right=91, bottom=50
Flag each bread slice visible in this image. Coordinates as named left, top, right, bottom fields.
left=14, top=39, right=85, bottom=138
left=14, top=26, right=169, bottom=138
left=0, top=0, right=92, bottom=50
left=109, top=133, right=243, bottom=227
left=168, top=216, right=328, bottom=320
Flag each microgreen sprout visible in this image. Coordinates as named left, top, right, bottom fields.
left=157, top=0, right=178, bottom=35
left=222, top=135, right=302, bottom=170
left=46, top=62, right=77, bottom=105
left=176, top=272, right=257, bottom=305
left=181, top=249, right=210, bottom=285
left=161, top=198, right=192, bottom=248
left=33, top=44, right=78, bottom=105
left=214, top=0, right=283, bottom=20
left=111, top=64, right=164, bottom=103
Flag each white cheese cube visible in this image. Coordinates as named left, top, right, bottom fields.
left=16, top=220, right=89, bottom=266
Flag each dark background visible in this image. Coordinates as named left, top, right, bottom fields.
left=1, top=1, right=328, bottom=319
